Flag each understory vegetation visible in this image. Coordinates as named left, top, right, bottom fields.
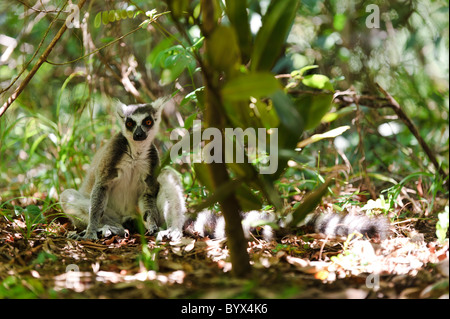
left=0, top=0, right=448, bottom=299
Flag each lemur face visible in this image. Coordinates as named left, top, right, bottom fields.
left=124, top=110, right=155, bottom=141
left=116, top=99, right=166, bottom=143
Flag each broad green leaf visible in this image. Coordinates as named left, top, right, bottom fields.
left=193, top=163, right=214, bottom=191
left=264, top=91, right=304, bottom=179
left=235, top=184, right=263, bottom=211
left=270, top=90, right=303, bottom=136
left=181, top=87, right=203, bottom=107
left=302, top=74, right=334, bottom=91
left=26, top=205, right=46, bottom=224
left=226, top=162, right=255, bottom=179
left=193, top=178, right=242, bottom=212
left=183, top=112, right=198, bottom=130
left=171, top=0, right=189, bottom=19
left=295, top=93, right=334, bottom=130
left=206, top=26, right=240, bottom=74
left=254, top=100, right=280, bottom=129
left=289, top=177, right=335, bottom=226
left=254, top=174, right=283, bottom=211
left=225, top=0, right=251, bottom=61
left=222, top=73, right=281, bottom=102
left=160, top=53, right=195, bottom=85
left=251, top=0, right=299, bottom=71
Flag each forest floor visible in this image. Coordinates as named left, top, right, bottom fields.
left=0, top=210, right=449, bottom=299
left=0, top=203, right=448, bottom=300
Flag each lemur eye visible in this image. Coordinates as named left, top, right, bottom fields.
left=144, top=119, right=152, bottom=126
left=125, top=119, right=135, bottom=129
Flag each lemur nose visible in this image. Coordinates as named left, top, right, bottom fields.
left=133, top=127, right=147, bottom=141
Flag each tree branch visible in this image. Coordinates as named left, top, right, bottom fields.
left=328, top=86, right=448, bottom=187
left=0, top=0, right=88, bottom=117
left=375, top=83, right=448, bottom=187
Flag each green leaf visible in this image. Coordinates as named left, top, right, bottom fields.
left=251, top=0, right=299, bottom=71
left=171, top=0, right=189, bottom=19
left=225, top=0, right=251, bottom=61
left=262, top=91, right=304, bottom=179
left=271, top=90, right=303, bottom=136
left=235, top=184, right=262, bottom=211
left=333, top=13, right=347, bottom=31
left=160, top=53, right=195, bottom=85
left=206, top=26, right=240, bottom=74
left=94, top=12, right=102, bottom=28
left=254, top=174, right=283, bottom=211
left=291, top=65, right=318, bottom=78
left=102, top=11, right=109, bottom=25
left=181, top=87, right=204, bottom=107
left=222, top=73, right=280, bottom=101
left=183, top=112, right=198, bottom=130
left=193, top=179, right=242, bottom=212
left=254, top=100, right=280, bottom=129
left=302, top=74, right=334, bottom=91
left=193, top=163, right=214, bottom=191
left=108, top=10, right=116, bottom=23
left=297, top=125, right=350, bottom=148
left=29, top=133, right=48, bottom=157
left=294, top=93, right=334, bottom=131
left=25, top=205, right=46, bottom=224
left=289, top=177, right=335, bottom=226
left=436, top=206, right=449, bottom=243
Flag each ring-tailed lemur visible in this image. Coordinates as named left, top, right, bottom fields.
left=60, top=98, right=388, bottom=242
left=60, top=98, right=186, bottom=241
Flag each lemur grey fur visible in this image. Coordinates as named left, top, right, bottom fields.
left=60, top=99, right=185, bottom=241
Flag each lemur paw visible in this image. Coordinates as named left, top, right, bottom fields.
left=156, top=228, right=183, bottom=241
left=69, top=229, right=98, bottom=241
left=98, top=224, right=125, bottom=238
left=145, top=223, right=159, bottom=236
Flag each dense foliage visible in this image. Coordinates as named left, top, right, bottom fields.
left=0, top=0, right=448, bottom=295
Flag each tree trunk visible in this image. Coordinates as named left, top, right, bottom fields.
left=203, top=82, right=252, bottom=277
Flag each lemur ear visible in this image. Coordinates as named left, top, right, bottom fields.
left=114, top=99, right=127, bottom=119
left=151, top=96, right=170, bottom=114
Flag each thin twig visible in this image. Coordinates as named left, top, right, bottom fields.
left=0, top=0, right=87, bottom=117
left=376, top=83, right=448, bottom=187
left=0, top=0, right=70, bottom=95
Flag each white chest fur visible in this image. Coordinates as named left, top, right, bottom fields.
left=107, top=148, right=150, bottom=220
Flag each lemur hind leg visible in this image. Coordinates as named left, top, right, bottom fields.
left=155, top=168, right=186, bottom=241
left=60, top=189, right=125, bottom=238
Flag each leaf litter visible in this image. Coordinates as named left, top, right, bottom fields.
left=0, top=204, right=448, bottom=299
